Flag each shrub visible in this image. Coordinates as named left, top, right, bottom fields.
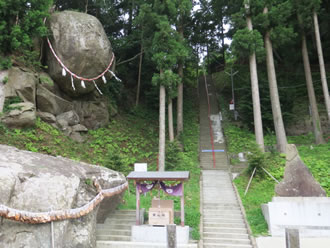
left=0, top=0, right=52, bottom=64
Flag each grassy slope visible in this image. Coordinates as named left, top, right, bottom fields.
left=224, top=125, right=330, bottom=236
left=0, top=88, right=201, bottom=239
left=119, top=91, right=201, bottom=239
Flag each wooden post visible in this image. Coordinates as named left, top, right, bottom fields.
left=181, top=183, right=185, bottom=227
left=285, top=229, right=300, bottom=248
left=136, top=183, right=140, bottom=225
left=167, top=224, right=177, bottom=248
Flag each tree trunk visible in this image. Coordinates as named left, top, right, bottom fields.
left=128, top=0, right=134, bottom=35
left=313, top=10, right=330, bottom=123
left=159, top=82, right=166, bottom=171
left=168, top=97, right=174, bottom=142
left=177, top=63, right=183, bottom=136
left=135, top=42, right=143, bottom=106
left=85, top=0, right=88, bottom=13
left=301, top=32, right=325, bottom=144
left=245, top=8, right=265, bottom=151
left=264, top=7, right=287, bottom=153
left=220, top=19, right=226, bottom=66
left=177, top=25, right=184, bottom=136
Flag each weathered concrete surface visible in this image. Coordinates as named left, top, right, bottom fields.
left=256, top=236, right=330, bottom=248
left=0, top=145, right=126, bottom=248
left=262, top=197, right=330, bottom=237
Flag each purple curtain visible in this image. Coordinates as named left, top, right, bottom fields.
left=136, top=181, right=183, bottom=196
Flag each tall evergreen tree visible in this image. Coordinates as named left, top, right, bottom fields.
left=295, top=0, right=325, bottom=144
left=151, top=13, right=185, bottom=170
left=312, top=5, right=330, bottom=123
left=176, top=0, right=192, bottom=137
left=261, top=1, right=295, bottom=153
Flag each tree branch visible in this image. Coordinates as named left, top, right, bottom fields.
left=117, top=51, right=144, bottom=66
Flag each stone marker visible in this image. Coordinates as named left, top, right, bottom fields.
left=275, top=144, right=326, bottom=197
left=167, top=224, right=177, bottom=248
left=285, top=229, right=300, bottom=248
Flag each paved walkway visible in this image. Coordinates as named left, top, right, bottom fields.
left=199, top=76, right=254, bottom=248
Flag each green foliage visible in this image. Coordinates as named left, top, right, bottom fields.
left=226, top=122, right=329, bottom=235
left=297, top=143, right=330, bottom=195
left=165, top=140, right=183, bottom=170
left=234, top=174, right=276, bottom=235
left=3, top=96, right=23, bottom=113
left=2, top=76, right=8, bottom=84
left=223, top=124, right=256, bottom=154
left=0, top=56, right=12, bottom=69
left=119, top=90, right=201, bottom=240
left=232, top=28, right=265, bottom=59
left=0, top=0, right=52, bottom=55
left=152, top=69, right=181, bottom=96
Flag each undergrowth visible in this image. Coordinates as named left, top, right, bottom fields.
left=119, top=90, right=201, bottom=240
left=0, top=88, right=201, bottom=240
left=223, top=123, right=329, bottom=236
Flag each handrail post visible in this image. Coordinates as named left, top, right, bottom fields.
left=285, top=228, right=300, bottom=248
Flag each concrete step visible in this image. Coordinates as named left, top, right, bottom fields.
left=203, top=237, right=251, bottom=245
left=203, top=227, right=248, bottom=234
left=204, top=222, right=246, bottom=228
left=97, top=235, right=131, bottom=242
left=203, top=232, right=249, bottom=239
left=203, top=218, right=245, bottom=224
left=97, top=223, right=132, bottom=231
left=203, top=244, right=252, bottom=248
left=112, top=210, right=136, bottom=215
left=97, top=229, right=131, bottom=236
left=97, top=241, right=198, bottom=248
left=107, top=214, right=136, bottom=220
left=104, top=219, right=136, bottom=225
left=203, top=203, right=240, bottom=208
left=202, top=214, right=243, bottom=219
left=203, top=210, right=242, bottom=215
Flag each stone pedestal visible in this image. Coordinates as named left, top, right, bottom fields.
left=131, top=225, right=190, bottom=244
left=262, top=197, right=330, bottom=237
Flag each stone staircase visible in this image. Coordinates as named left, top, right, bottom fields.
left=96, top=209, right=198, bottom=248
left=199, top=77, right=254, bottom=248
left=96, top=209, right=135, bottom=244
left=201, top=171, right=252, bottom=248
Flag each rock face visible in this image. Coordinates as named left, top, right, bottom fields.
left=73, top=100, right=109, bottom=129
left=5, top=67, right=37, bottom=105
left=0, top=70, right=8, bottom=112
left=46, top=11, right=115, bottom=97
left=36, top=84, right=73, bottom=115
left=0, top=145, right=126, bottom=248
left=1, top=102, right=36, bottom=128
left=275, top=144, right=326, bottom=197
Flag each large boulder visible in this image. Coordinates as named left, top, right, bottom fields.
left=73, top=100, right=109, bottom=129
left=4, top=67, right=37, bottom=105
left=36, top=84, right=73, bottom=115
left=275, top=144, right=326, bottom=197
left=0, top=145, right=126, bottom=248
left=1, top=102, right=36, bottom=128
left=46, top=11, right=115, bottom=97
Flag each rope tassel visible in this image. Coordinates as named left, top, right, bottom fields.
left=71, top=75, right=76, bottom=91
left=81, top=80, right=86, bottom=88
left=102, top=75, right=107, bottom=84
left=93, top=80, right=103, bottom=95
left=108, top=70, right=121, bottom=82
